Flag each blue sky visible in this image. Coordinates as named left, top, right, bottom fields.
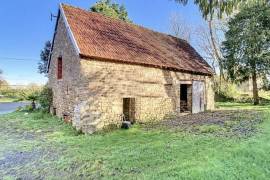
left=0, top=0, right=205, bottom=85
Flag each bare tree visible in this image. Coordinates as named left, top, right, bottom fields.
left=209, top=18, right=228, bottom=76
left=194, top=20, right=224, bottom=73
left=193, top=17, right=229, bottom=92
left=169, top=13, right=192, bottom=42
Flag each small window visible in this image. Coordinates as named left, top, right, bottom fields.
left=57, top=57, right=62, bottom=79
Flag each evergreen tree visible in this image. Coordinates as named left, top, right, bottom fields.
left=90, top=0, right=132, bottom=22
left=174, top=0, right=269, bottom=20
left=38, top=41, right=51, bottom=76
left=222, top=4, right=270, bottom=105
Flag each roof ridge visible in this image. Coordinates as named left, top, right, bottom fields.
left=61, top=3, right=189, bottom=44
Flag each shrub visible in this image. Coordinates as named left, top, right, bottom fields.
left=24, top=105, right=35, bottom=112
left=38, top=85, right=53, bottom=112
left=215, top=82, right=239, bottom=102
left=0, top=83, right=42, bottom=101
left=27, top=91, right=40, bottom=110
left=214, top=77, right=264, bottom=103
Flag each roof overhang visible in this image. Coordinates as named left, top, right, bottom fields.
left=79, top=54, right=213, bottom=76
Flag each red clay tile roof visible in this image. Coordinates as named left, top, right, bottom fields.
left=62, top=4, right=213, bottom=75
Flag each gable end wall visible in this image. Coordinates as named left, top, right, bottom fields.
left=48, top=14, right=81, bottom=124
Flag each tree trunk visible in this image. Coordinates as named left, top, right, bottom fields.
left=208, top=20, right=223, bottom=92
left=208, top=20, right=222, bottom=65
left=31, top=100, right=36, bottom=110
left=252, top=72, right=259, bottom=105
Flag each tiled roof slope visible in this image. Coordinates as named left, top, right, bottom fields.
left=62, top=4, right=213, bottom=75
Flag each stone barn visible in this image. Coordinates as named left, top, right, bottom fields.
left=47, top=4, right=215, bottom=133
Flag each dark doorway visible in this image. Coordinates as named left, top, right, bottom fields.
left=180, top=84, right=192, bottom=113
left=181, top=84, right=188, bottom=101
left=123, top=98, right=136, bottom=123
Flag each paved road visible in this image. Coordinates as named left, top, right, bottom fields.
left=0, top=102, right=29, bottom=115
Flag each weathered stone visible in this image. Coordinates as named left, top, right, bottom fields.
left=48, top=13, right=215, bottom=134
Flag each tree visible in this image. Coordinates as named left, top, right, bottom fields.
left=38, top=41, right=51, bottom=76
left=0, top=70, right=5, bottom=89
left=0, top=69, right=3, bottom=81
left=20, top=84, right=42, bottom=110
left=27, top=92, right=39, bottom=110
left=174, top=0, right=268, bottom=73
left=90, top=0, right=132, bottom=22
left=0, top=79, right=8, bottom=89
left=194, top=18, right=226, bottom=73
left=169, top=13, right=192, bottom=42
left=194, top=17, right=230, bottom=93
left=38, top=85, right=53, bottom=112
left=173, top=1, right=238, bottom=85
left=174, top=0, right=240, bottom=20
left=222, top=4, right=270, bottom=105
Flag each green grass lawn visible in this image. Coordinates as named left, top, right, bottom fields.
left=216, top=101, right=270, bottom=111
left=0, top=102, right=270, bottom=179
left=0, top=97, right=19, bottom=102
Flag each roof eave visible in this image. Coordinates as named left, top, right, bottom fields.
left=79, top=54, right=213, bottom=76
left=59, top=3, right=80, bottom=55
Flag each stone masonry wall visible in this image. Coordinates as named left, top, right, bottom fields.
left=48, top=13, right=215, bottom=134
left=48, top=15, right=81, bottom=122
left=75, top=59, right=215, bottom=133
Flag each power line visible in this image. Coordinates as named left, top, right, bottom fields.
left=0, top=85, right=32, bottom=87
left=0, top=83, right=45, bottom=86
left=0, top=57, right=40, bottom=61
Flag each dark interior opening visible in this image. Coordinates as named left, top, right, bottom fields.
left=180, top=84, right=191, bottom=113
left=123, top=98, right=135, bottom=123
left=180, top=84, right=188, bottom=101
